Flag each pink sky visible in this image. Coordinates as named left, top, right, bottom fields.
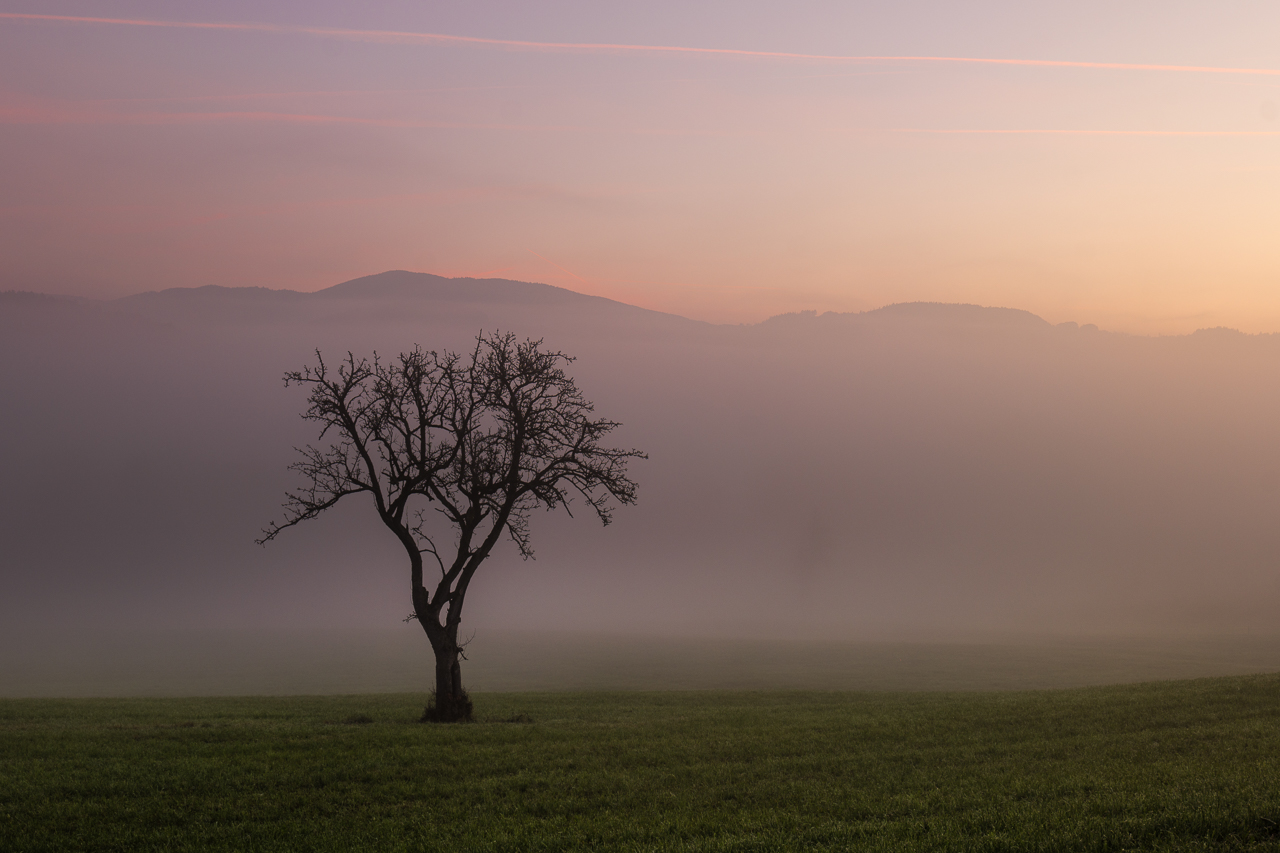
left=3, top=1, right=1280, bottom=331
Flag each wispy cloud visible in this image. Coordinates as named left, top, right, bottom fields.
left=0, top=101, right=421, bottom=127
left=8, top=94, right=1277, bottom=139
left=6, top=12, right=1280, bottom=77
left=0, top=12, right=283, bottom=33
left=0, top=93, right=737, bottom=135
left=0, top=96, right=583, bottom=131
left=94, top=85, right=533, bottom=105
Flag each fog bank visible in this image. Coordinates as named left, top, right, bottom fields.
left=4, top=272, right=1280, bottom=652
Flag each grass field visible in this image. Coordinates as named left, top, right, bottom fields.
left=4, top=675, right=1280, bottom=851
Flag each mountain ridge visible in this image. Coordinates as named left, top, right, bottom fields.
left=0, top=272, right=1259, bottom=337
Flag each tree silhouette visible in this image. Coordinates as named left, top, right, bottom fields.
left=259, top=332, right=644, bottom=721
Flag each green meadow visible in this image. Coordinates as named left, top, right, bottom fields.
left=4, top=675, right=1280, bottom=852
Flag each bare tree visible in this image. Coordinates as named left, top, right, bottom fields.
left=259, top=332, right=645, bottom=721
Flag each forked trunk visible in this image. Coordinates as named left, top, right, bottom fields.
left=423, top=636, right=473, bottom=722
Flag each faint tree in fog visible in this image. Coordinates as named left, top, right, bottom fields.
left=259, top=332, right=644, bottom=722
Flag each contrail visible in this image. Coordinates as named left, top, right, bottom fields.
left=527, top=250, right=592, bottom=286
left=5, top=12, right=1280, bottom=77
left=872, top=128, right=1280, bottom=136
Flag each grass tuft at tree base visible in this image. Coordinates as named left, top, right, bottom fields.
left=419, top=687, right=474, bottom=723
left=3, top=674, right=1280, bottom=851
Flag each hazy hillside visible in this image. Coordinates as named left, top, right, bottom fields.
left=4, top=272, right=1280, bottom=648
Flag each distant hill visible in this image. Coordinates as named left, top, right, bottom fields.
left=9, top=271, right=1261, bottom=344
left=1, top=273, right=1264, bottom=343
left=317, top=270, right=611, bottom=306
left=79, top=271, right=701, bottom=335
left=758, top=302, right=1054, bottom=342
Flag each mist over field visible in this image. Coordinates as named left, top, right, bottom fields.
left=5, top=271, right=1280, bottom=693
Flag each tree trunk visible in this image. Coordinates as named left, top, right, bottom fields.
left=424, top=636, right=473, bottom=722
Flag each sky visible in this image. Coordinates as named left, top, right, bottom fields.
left=3, top=1, right=1280, bottom=330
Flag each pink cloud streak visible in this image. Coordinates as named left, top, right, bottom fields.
left=6, top=95, right=1278, bottom=138
left=869, top=128, right=1280, bottom=136
left=5, top=11, right=1280, bottom=77
left=0, top=97, right=600, bottom=132
left=96, top=85, right=530, bottom=105
left=0, top=94, right=740, bottom=135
